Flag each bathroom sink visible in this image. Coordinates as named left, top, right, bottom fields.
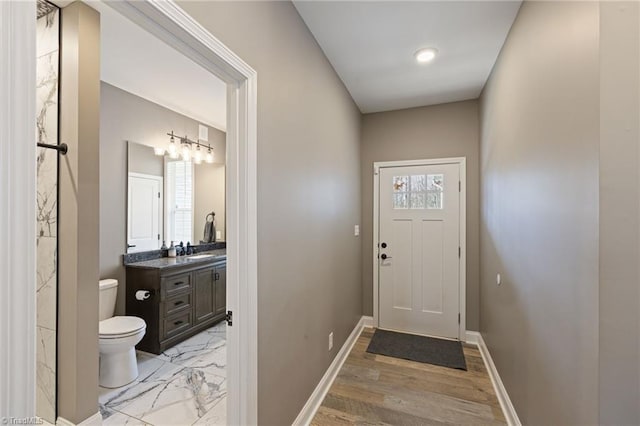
left=186, top=254, right=215, bottom=260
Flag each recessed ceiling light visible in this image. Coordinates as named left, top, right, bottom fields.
left=415, top=48, right=438, bottom=64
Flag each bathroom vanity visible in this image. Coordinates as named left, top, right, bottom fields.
left=125, top=250, right=226, bottom=354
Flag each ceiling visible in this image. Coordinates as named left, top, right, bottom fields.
left=91, top=2, right=227, bottom=131
left=294, top=1, right=521, bottom=113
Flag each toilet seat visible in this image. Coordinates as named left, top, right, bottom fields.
left=99, top=316, right=146, bottom=339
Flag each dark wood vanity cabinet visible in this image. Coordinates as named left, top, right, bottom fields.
left=126, top=259, right=226, bottom=354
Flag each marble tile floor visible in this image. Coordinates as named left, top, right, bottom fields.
left=99, top=322, right=227, bottom=426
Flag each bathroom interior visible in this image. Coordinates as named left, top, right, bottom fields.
left=36, top=1, right=230, bottom=424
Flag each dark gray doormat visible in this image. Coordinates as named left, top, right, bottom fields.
left=366, top=329, right=467, bottom=370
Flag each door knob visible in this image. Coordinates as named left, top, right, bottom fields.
left=381, top=242, right=387, bottom=248
left=381, top=253, right=392, bottom=260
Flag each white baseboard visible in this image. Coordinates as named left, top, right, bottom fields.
left=292, top=316, right=368, bottom=426
left=362, top=315, right=374, bottom=328
left=475, top=334, right=521, bottom=426
left=57, top=412, right=102, bottom=426
left=465, top=330, right=480, bottom=345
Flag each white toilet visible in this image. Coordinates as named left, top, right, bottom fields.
left=98, top=279, right=146, bottom=388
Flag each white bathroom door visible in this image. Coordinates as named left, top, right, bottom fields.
left=378, top=163, right=461, bottom=339
left=127, top=173, right=162, bottom=252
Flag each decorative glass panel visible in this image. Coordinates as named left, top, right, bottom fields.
left=393, top=193, right=408, bottom=209
left=426, top=191, right=443, bottom=209
left=393, top=176, right=408, bottom=192
left=410, top=174, right=426, bottom=192
left=393, top=173, right=444, bottom=209
left=427, top=174, right=443, bottom=191
left=410, top=192, right=426, bottom=209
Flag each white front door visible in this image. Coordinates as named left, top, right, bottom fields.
left=127, top=173, right=162, bottom=252
left=378, top=163, right=461, bottom=339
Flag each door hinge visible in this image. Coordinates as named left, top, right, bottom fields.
left=458, top=313, right=461, bottom=324
left=158, top=234, right=160, bottom=240
left=459, top=181, right=461, bottom=192
left=226, top=310, right=233, bottom=326
left=458, top=247, right=461, bottom=258
left=158, top=191, right=161, bottom=198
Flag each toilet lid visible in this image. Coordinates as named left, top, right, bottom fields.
left=99, top=316, right=146, bottom=338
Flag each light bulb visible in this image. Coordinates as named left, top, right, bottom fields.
left=194, top=145, right=202, bottom=164
left=182, top=148, right=191, bottom=162
left=181, top=142, right=191, bottom=158
left=154, top=147, right=165, bottom=156
left=415, top=47, right=438, bottom=64
left=168, top=136, right=177, bottom=157
left=205, top=148, right=214, bottom=164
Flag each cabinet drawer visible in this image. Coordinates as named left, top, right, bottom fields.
left=164, top=292, right=192, bottom=316
left=163, top=311, right=192, bottom=339
left=161, top=273, right=191, bottom=298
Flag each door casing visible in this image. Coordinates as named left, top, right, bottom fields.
left=373, top=157, right=466, bottom=340
left=0, top=1, right=258, bottom=423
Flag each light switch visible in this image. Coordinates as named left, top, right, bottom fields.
left=497, top=273, right=502, bottom=286
left=216, top=231, right=222, bottom=240
left=354, top=225, right=360, bottom=236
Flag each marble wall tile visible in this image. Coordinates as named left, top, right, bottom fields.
left=36, top=8, right=58, bottom=57
left=36, top=326, right=56, bottom=422
left=36, top=4, right=59, bottom=424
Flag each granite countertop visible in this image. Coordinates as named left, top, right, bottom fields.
left=125, top=249, right=226, bottom=270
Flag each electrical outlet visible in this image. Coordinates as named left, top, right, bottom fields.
left=354, top=225, right=360, bottom=236
left=328, top=332, right=334, bottom=351
left=497, top=273, right=502, bottom=286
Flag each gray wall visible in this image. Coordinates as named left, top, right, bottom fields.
left=177, top=2, right=362, bottom=424
left=598, top=2, right=639, bottom=423
left=58, top=2, right=100, bottom=422
left=100, top=82, right=226, bottom=314
left=479, top=1, right=600, bottom=424
left=128, top=142, right=163, bottom=177
left=360, top=100, right=480, bottom=330
left=194, top=163, right=225, bottom=243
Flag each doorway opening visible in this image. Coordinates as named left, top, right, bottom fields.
left=92, top=1, right=257, bottom=424
left=373, top=158, right=466, bottom=341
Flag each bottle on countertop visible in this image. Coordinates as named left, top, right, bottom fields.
left=186, top=242, right=193, bottom=255
left=168, top=241, right=176, bottom=258
left=161, top=240, right=168, bottom=250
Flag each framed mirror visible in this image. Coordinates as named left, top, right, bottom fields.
left=126, top=141, right=225, bottom=253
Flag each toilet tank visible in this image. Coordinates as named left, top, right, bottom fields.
left=99, top=279, right=118, bottom=321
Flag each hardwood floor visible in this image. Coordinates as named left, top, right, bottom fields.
left=311, top=328, right=506, bottom=425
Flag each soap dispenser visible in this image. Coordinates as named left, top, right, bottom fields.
left=168, top=241, right=176, bottom=258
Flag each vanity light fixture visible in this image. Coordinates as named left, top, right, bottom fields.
left=167, top=133, right=178, bottom=158
left=194, top=144, right=203, bottom=164
left=181, top=137, right=191, bottom=159
left=205, top=147, right=214, bottom=164
left=165, top=130, right=214, bottom=164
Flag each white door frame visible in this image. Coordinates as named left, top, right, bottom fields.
left=0, top=0, right=37, bottom=418
left=1, top=1, right=258, bottom=424
left=373, top=157, right=466, bottom=340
